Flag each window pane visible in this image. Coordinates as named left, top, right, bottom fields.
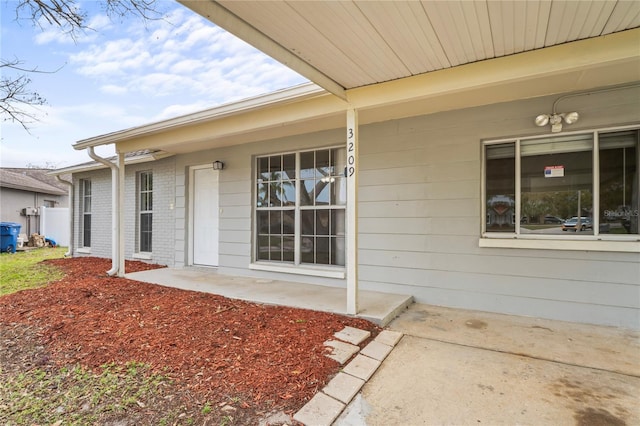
left=140, top=213, right=152, bottom=252
left=301, top=237, right=314, bottom=263
left=316, top=178, right=331, bottom=205
left=600, top=130, right=639, bottom=235
left=316, top=150, right=330, bottom=178
left=282, top=236, right=295, bottom=262
left=521, top=136, right=593, bottom=235
left=258, top=157, right=270, bottom=180
left=315, top=236, right=330, bottom=264
left=83, top=215, right=91, bottom=247
left=283, top=210, right=295, bottom=235
left=270, top=236, right=282, bottom=261
left=300, top=151, right=315, bottom=179
left=269, top=210, right=283, bottom=234
left=281, top=180, right=295, bottom=206
left=486, top=143, right=515, bottom=232
left=332, top=148, right=346, bottom=174
left=332, top=177, right=347, bottom=205
left=270, top=183, right=283, bottom=207
left=334, top=236, right=345, bottom=266
left=257, top=211, right=269, bottom=234
left=258, top=236, right=270, bottom=260
left=269, top=155, right=282, bottom=179
left=300, top=180, right=315, bottom=206
left=257, top=183, right=268, bottom=207
left=316, top=210, right=330, bottom=235
left=331, top=209, right=345, bottom=236
left=301, top=210, right=314, bottom=235
left=282, top=154, right=296, bottom=180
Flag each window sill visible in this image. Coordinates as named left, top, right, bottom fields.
left=77, top=247, right=91, bottom=254
left=249, top=262, right=346, bottom=279
left=479, top=235, right=640, bottom=253
left=133, top=252, right=153, bottom=260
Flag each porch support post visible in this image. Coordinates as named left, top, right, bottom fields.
left=117, top=152, right=125, bottom=277
left=346, top=108, right=359, bottom=315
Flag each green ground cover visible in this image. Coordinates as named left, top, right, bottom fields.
left=0, top=247, right=67, bottom=296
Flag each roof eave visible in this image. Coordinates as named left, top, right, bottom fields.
left=50, top=151, right=175, bottom=175
left=72, top=83, right=326, bottom=151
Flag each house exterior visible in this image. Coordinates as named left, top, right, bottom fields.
left=53, top=1, right=639, bottom=329
left=0, top=168, right=70, bottom=236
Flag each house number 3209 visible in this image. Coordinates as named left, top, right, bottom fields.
left=347, top=128, right=355, bottom=177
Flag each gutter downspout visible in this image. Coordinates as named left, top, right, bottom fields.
left=87, top=147, right=119, bottom=276
left=55, top=176, right=74, bottom=257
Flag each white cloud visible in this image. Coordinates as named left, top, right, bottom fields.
left=100, top=84, right=128, bottom=95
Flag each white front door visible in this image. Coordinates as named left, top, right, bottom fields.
left=191, top=165, right=219, bottom=266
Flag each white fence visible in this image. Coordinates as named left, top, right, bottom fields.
left=39, top=207, right=69, bottom=247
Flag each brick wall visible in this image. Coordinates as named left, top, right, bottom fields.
left=73, top=169, right=112, bottom=258
left=72, top=157, right=175, bottom=267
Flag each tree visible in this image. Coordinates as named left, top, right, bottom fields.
left=0, top=58, right=48, bottom=131
left=1, top=0, right=161, bottom=131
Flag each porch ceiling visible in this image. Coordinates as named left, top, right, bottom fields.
left=180, top=0, right=640, bottom=97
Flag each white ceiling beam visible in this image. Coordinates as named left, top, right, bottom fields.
left=178, top=0, right=347, bottom=101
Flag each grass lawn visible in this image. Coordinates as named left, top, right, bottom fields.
left=0, top=247, right=67, bottom=296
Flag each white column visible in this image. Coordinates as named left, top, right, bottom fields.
left=346, top=108, right=359, bottom=315
left=117, top=152, right=126, bottom=276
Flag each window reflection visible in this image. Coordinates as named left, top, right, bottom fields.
left=520, top=135, right=593, bottom=235
left=600, top=130, right=639, bottom=235
left=486, top=144, right=515, bottom=232
left=256, top=148, right=346, bottom=266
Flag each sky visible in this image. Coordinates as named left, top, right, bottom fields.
left=0, top=0, right=307, bottom=168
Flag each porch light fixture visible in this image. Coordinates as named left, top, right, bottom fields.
left=534, top=111, right=579, bottom=133
left=213, top=160, right=224, bottom=170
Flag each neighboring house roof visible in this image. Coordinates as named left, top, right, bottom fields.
left=0, top=168, right=69, bottom=195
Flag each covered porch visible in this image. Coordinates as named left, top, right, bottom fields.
left=125, top=267, right=413, bottom=326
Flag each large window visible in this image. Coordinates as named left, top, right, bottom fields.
left=484, top=127, right=639, bottom=239
left=138, top=171, right=153, bottom=253
left=256, top=147, right=346, bottom=267
left=80, top=179, right=91, bottom=247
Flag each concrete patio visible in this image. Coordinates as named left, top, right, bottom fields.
left=125, top=267, right=413, bottom=326
left=337, top=303, right=640, bottom=425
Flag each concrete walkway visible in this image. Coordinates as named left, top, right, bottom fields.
left=336, top=303, right=640, bottom=425
left=125, top=267, right=412, bottom=326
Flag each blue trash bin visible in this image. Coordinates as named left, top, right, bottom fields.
left=0, top=222, right=21, bottom=253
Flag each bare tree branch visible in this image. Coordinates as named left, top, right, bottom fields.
left=1, top=58, right=48, bottom=132
left=1, top=0, right=163, bottom=131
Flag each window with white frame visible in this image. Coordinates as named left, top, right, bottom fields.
left=80, top=179, right=91, bottom=247
left=484, top=126, right=639, bottom=238
left=256, top=147, right=346, bottom=266
left=138, top=171, right=153, bottom=253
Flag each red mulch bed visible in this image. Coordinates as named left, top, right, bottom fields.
left=0, top=257, right=380, bottom=422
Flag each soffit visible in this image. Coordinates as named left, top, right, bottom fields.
left=181, top=0, right=640, bottom=95
left=113, top=29, right=640, bottom=155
